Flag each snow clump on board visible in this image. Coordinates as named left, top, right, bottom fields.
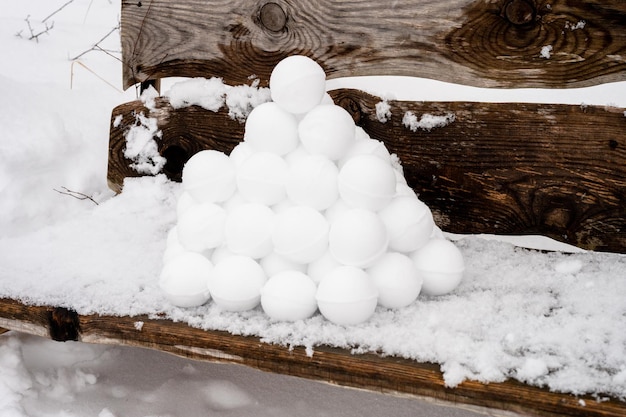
left=159, top=55, right=465, bottom=325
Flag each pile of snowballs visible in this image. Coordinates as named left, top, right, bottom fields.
left=160, top=56, right=465, bottom=325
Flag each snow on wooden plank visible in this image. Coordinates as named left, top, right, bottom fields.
left=0, top=297, right=624, bottom=417
left=119, top=0, right=626, bottom=90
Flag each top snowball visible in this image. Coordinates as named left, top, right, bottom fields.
left=270, top=55, right=327, bottom=115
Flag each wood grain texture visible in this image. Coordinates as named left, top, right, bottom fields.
left=120, top=0, right=626, bottom=90
left=108, top=91, right=626, bottom=252
left=0, top=298, right=624, bottom=417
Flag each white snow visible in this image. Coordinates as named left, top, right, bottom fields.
left=1, top=1, right=625, bottom=415
left=541, top=45, right=553, bottom=59
left=402, top=111, right=456, bottom=131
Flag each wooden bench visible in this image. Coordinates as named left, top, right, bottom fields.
left=2, top=1, right=625, bottom=416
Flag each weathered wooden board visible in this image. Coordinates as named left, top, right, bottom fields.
left=120, top=0, right=626, bottom=90
left=0, top=298, right=624, bottom=417
left=108, top=90, right=626, bottom=252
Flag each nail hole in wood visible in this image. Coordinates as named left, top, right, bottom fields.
left=260, top=2, right=287, bottom=32
left=608, top=139, right=618, bottom=150
left=504, top=0, right=536, bottom=26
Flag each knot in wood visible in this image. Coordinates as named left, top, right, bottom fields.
left=338, top=97, right=362, bottom=125
left=260, top=2, right=287, bottom=32
left=504, top=0, right=536, bottom=26
left=48, top=307, right=80, bottom=341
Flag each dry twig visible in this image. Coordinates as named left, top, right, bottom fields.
left=54, top=187, right=99, bottom=205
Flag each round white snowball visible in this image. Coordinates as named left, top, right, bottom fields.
left=298, top=104, right=356, bottom=161
left=224, top=203, right=274, bottom=258
left=163, top=226, right=187, bottom=264
left=329, top=208, right=388, bottom=267
left=338, top=154, right=396, bottom=211
left=316, top=266, right=378, bottom=325
left=209, top=255, right=267, bottom=311
left=236, top=151, right=288, bottom=205
left=269, top=55, right=326, bottom=115
left=272, top=206, right=329, bottom=264
left=307, top=250, right=340, bottom=285
left=243, top=102, right=300, bottom=155
left=176, top=191, right=197, bottom=217
left=177, top=202, right=227, bottom=252
left=324, top=198, right=350, bottom=225
left=182, top=150, right=236, bottom=203
left=412, top=239, right=465, bottom=296
left=338, top=138, right=391, bottom=168
left=283, top=145, right=310, bottom=167
left=367, top=252, right=422, bottom=309
left=211, top=245, right=235, bottom=264
left=379, top=196, right=435, bottom=253
left=159, top=252, right=213, bottom=307
left=261, top=271, right=318, bottom=321
left=229, top=142, right=254, bottom=168
left=260, top=252, right=306, bottom=277
left=286, top=154, right=339, bottom=210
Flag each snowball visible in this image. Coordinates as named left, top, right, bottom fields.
left=236, top=151, right=288, bottom=205
left=395, top=182, right=417, bottom=198
left=209, top=255, right=267, bottom=311
left=177, top=202, right=227, bottom=252
left=338, top=154, right=396, bottom=211
left=307, top=250, right=341, bottom=285
left=162, top=226, right=187, bottom=264
left=211, top=245, right=235, bottom=264
left=283, top=145, right=310, bottom=167
left=316, top=266, right=378, bottom=325
left=269, top=55, right=326, bottom=114
left=261, top=271, right=318, bottom=321
left=272, top=206, right=329, bottom=264
left=338, top=138, right=391, bottom=168
left=328, top=208, right=388, bottom=267
left=221, top=191, right=247, bottom=213
left=379, top=196, right=434, bottom=253
left=298, top=104, right=356, bottom=161
left=224, top=203, right=274, bottom=258
left=176, top=191, right=197, bottom=217
left=159, top=252, right=213, bottom=307
left=412, top=239, right=464, bottom=296
left=323, top=198, right=350, bottom=225
left=285, top=154, right=339, bottom=210
left=243, top=102, right=299, bottom=155
left=367, top=252, right=422, bottom=309
left=229, top=142, right=254, bottom=168
left=260, top=252, right=306, bottom=277
left=182, top=150, right=236, bottom=203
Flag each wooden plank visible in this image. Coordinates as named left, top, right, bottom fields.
left=0, top=298, right=624, bottom=417
left=107, top=91, right=626, bottom=252
left=120, top=0, right=626, bottom=90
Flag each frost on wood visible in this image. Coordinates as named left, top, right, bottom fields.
left=564, top=20, right=586, bottom=31
left=165, top=77, right=271, bottom=122
left=402, top=111, right=455, bottom=132
left=124, top=112, right=166, bottom=175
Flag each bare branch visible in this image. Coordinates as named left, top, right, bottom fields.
left=53, top=187, right=99, bottom=205
left=69, top=23, right=120, bottom=61
left=22, top=15, right=55, bottom=43
left=42, top=0, right=75, bottom=23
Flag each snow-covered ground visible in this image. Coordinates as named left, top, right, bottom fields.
left=1, top=1, right=625, bottom=416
